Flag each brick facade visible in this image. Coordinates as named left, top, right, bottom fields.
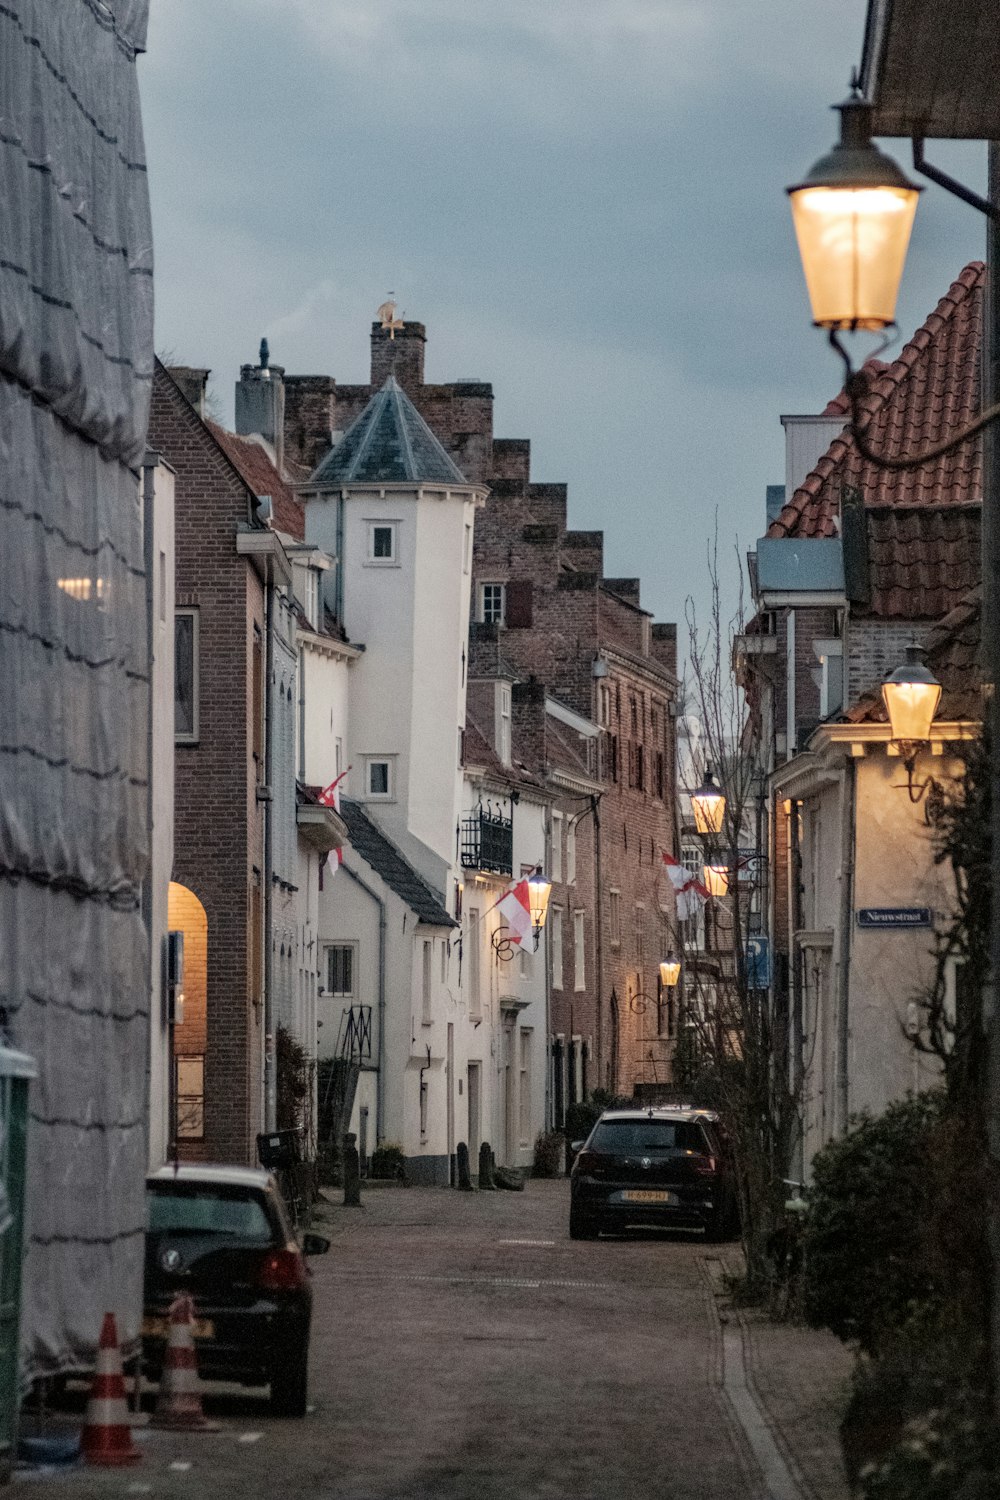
left=150, top=364, right=267, bottom=1164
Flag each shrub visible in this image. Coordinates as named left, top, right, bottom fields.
left=563, top=1101, right=601, bottom=1144
left=803, top=1091, right=945, bottom=1355
left=370, top=1141, right=406, bottom=1180
left=532, top=1131, right=565, bottom=1178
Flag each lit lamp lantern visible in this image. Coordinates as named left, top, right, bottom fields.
left=787, top=90, right=921, bottom=331
left=659, top=952, right=681, bottom=989
left=703, top=863, right=730, bottom=898
left=691, top=766, right=726, bottom=836
left=527, top=865, right=552, bottom=951
left=881, top=645, right=942, bottom=749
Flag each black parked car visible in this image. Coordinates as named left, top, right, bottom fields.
left=143, top=1164, right=329, bottom=1416
left=569, top=1107, right=736, bottom=1241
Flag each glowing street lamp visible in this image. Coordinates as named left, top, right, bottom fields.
left=787, top=88, right=921, bottom=332
left=881, top=645, right=942, bottom=749
left=703, top=863, right=730, bottom=898
left=527, top=865, right=552, bottom=952
left=659, top=952, right=681, bottom=989
left=691, top=766, right=726, bottom=836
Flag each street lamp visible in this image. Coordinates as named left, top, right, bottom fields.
left=527, top=865, right=552, bottom=952
left=703, top=863, right=730, bottom=898
left=659, top=952, right=681, bottom=988
left=691, top=766, right=726, bottom=836
left=787, top=87, right=921, bottom=333
left=882, top=645, right=942, bottom=749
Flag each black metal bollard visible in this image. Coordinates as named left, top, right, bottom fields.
left=343, top=1132, right=362, bottom=1207
left=456, top=1141, right=474, bottom=1191
left=479, top=1141, right=496, bottom=1190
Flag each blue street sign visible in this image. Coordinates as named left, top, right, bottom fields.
left=856, top=908, right=932, bottom=929
left=745, top=936, right=771, bottom=989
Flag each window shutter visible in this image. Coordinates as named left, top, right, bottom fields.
left=505, top=579, right=533, bottom=628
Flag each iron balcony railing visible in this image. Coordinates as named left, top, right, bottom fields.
left=460, top=805, right=513, bottom=877
left=336, top=1005, right=373, bottom=1063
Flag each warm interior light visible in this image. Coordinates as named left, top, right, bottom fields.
left=787, top=93, right=921, bottom=331
left=703, top=864, right=729, bottom=898
left=691, top=766, right=726, bottom=835
left=659, top=953, right=681, bottom=988
left=527, top=866, right=552, bottom=933
left=881, top=646, right=942, bottom=746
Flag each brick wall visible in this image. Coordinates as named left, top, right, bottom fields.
left=150, top=364, right=265, bottom=1165
left=847, top=617, right=931, bottom=704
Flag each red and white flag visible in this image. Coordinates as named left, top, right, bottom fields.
left=494, top=878, right=533, bottom=948
left=318, top=768, right=350, bottom=876
left=662, top=851, right=709, bottom=922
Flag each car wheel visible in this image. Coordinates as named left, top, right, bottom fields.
left=270, top=1342, right=309, bottom=1418
left=569, top=1207, right=600, bottom=1240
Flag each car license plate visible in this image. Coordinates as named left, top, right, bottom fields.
left=622, top=1190, right=674, bottom=1204
left=141, top=1316, right=215, bottom=1340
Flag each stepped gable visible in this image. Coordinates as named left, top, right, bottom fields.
left=207, top=422, right=304, bottom=540
left=338, top=798, right=457, bottom=927
left=309, top=375, right=468, bottom=486
left=769, top=262, right=984, bottom=541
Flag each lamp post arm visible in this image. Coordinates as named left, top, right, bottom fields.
left=829, top=329, right=1000, bottom=472
left=912, top=138, right=999, bottom=222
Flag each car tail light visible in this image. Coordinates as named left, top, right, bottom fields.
left=692, top=1155, right=718, bottom=1176
left=256, top=1246, right=309, bottom=1292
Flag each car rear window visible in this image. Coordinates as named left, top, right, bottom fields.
left=589, top=1119, right=710, bottom=1155
left=148, top=1185, right=275, bottom=1243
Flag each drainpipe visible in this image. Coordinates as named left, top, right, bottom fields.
left=836, top=759, right=856, bottom=1137
left=263, top=559, right=277, bottom=1132
left=592, top=793, right=604, bottom=1094
left=141, top=456, right=157, bottom=1166
left=342, top=863, right=387, bottom=1143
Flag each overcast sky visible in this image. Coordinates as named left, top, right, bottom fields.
left=140, top=0, right=985, bottom=635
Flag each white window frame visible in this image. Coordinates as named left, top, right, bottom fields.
left=574, top=910, right=586, bottom=991
left=323, top=942, right=357, bottom=1000
left=550, top=906, right=564, bottom=991
left=467, top=907, right=481, bottom=1018
left=518, top=1027, right=532, bottom=1146
left=479, top=581, right=506, bottom=624
left=609, top=889, right=621, bottom=948
left=365, top=520, right=400, bottom=567
left=464, top=522, right=473, bottom=574
left=551, top=812, right=563, bottom=883
left=498, top=683, right=512, bottom=766
left=364, top=756, right=395, bottom=801
left=422, top=940, right=433, bottom=1024
left=175, top=608, right=200, bottom=744
left=815, top=638, right=844, bottom=719
left=566, top=820, right=577, bottom=885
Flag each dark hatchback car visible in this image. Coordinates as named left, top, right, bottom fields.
left=569, top=1107, right=736, bottom=1240
left=143, top=1164, right=329, bottom=1416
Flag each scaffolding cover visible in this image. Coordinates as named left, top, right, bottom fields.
left=0, top=0, right=153, bottom=1379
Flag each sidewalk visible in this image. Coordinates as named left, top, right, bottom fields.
left=739, top=1304, right=854, bottom=1500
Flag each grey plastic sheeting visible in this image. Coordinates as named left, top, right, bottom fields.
left=0, top=0, right=153, bottom=1380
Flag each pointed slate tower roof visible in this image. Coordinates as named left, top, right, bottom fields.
left=310, top=375, right=468, bottom=486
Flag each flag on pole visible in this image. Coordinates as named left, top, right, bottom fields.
left=318, top=768, right=350, bottom=875
left=662, top=851, right=709, bottom=922
left=494, top=878, right=533, bottom=948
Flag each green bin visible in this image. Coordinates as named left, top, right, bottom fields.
left=0, top=1044, right=36, bottom=1483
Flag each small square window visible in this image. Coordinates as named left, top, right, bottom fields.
left=480, top=582, right=505, bottom=624
left=366, top=521, right=399, bottom=565
left=365, top=757, right=394, bottom=799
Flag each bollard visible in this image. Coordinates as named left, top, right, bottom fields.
left=479, top=1140, right=496, bottom=1190
left=343, top=1132, right=362, bottom=1207
left=456, top=1141, right=474, bottom=1191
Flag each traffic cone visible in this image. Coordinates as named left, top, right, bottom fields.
left=81, top=1313, right=142, bottom=1466
left=151, top=1292, right=218, bottom=1431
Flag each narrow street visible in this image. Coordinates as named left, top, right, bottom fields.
left=28, top=1182, right=850, bottom=1500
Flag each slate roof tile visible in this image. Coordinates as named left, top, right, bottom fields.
left=338, top=798, right=457, bottom=927
left=309, top=376, right=468, bottom=487
left=769, top=263, right=984, bottom=541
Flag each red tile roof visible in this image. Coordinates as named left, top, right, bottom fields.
left=768, top=263, right=984, bottom=541
left=207, top=423, right=304, bottom=540
left=865, top=503, right=980, bottom=619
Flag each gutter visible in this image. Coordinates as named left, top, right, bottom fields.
left=836, top=760, right=856, bottom=1136
left=341, top=863, right=388, bottom=1144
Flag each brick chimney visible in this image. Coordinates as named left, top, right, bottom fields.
left=168, top=366, right=210, bottom=418
left=370, top=320, right=426, bottom=393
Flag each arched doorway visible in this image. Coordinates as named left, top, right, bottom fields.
left=167, top=882, right=208, bottom=1155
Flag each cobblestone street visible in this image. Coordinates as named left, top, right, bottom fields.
left=20, top=1182, right=852, bottom=1500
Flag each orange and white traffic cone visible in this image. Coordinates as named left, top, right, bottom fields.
left=81, top=1313, right=143, bottom=1466
left=151, top=1292, right=218, bottom=1431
